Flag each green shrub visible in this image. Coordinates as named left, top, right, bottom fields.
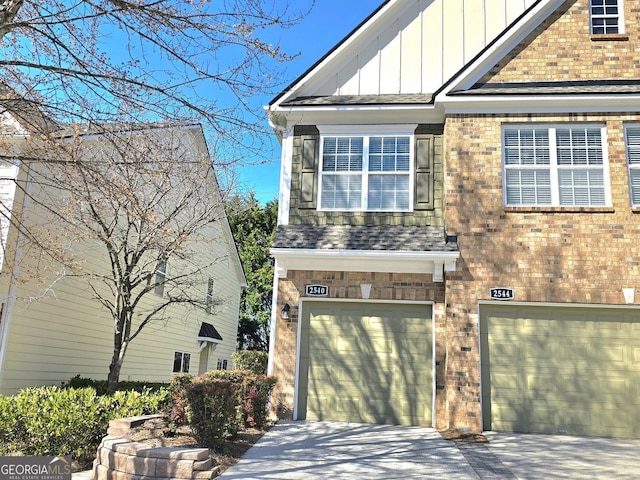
left=185, top=378, right=239, bottom=448
left=233, top=350, right=268, bottom=375
left=0, top=385, right=169, bottom=465
left=198, top=370, right=277, bottom=430
left=61, top=375, right=168, bottom=395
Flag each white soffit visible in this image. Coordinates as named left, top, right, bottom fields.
left=271, top=248, right=459, bottom=282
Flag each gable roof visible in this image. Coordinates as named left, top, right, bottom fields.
left=270, top=0, right=392, bottom=107
left=269, top=0, right=545, bottom=117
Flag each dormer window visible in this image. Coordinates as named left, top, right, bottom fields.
left=590, top=0, right=623, bottom=35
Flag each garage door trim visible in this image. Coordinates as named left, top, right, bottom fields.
left=294, top=298, right=435, bottom=425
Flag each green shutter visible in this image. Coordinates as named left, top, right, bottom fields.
left=415, top=135, right=434, bottom=210
left=299, top=135, right=319, bottom=209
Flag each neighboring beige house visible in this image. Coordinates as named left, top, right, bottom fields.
left=0, top=110, right=245, bottom=395
left=266, top=0, right=640, bottom=439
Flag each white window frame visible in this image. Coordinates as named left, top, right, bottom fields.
left=590, top=0, right=624, bottom=35
left=173, top=351, right=190, bottom=373
left=502, top=124, right=611, bottom=207
left=317, top=124, right=416, bottom=212
left=624, top=124, right=640, bottom=206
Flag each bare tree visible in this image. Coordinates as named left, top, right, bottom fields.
left=14, top=124, right=237, bottom=389
left=0, top=0, right=311, bottom=158
left=0, top=0, right=310, bottom=389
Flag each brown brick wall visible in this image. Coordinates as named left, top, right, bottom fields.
left=444, top=112, right=640, bottom=427
left=270, top=271, right=450, bottom=428
left=482, top=0, right=640, bottom=84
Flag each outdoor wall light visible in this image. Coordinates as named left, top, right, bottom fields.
left=623, top=288, right=635, bottom=304
left=281, top=303, right=291, bottom=319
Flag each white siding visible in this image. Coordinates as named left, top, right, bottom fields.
left=0, top=129, right=243, bottom=394
left=301, top=0, right=538, bottom=97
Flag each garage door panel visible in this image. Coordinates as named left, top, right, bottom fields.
left=301, top=302, right=433, bottom=427
left=482, top=305, right=640, bottom=438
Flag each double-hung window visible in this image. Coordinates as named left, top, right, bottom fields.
left=590, top=0, right=623, bottom=35
left=503, top=125, right=609, bottom=207
left=317, top=125, right=415, bottom=212
left=625, top=125, right=640, bottom=205
left=173, top=352, right=190, bottom=373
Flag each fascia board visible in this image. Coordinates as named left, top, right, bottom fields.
left=271, top=248, right=459, bottom=277
left=440, top=94, right=640, bottom=114
left=270, top=0, right=403, bottom=109
left=437, top=0, right=563, bottom=99
left=275, top=104, right=443, bottom=127
left=197, top=336, right=223, bottom=344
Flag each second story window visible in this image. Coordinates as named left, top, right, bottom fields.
left=590, top=0, right=622, bottom=35
left=206, top=278, right=215, bottom=314
left=318, top=127, right=414, bottom=212
left=503, top=125, right=609, bottom=207
left=154, top=260, right=167, bottom=296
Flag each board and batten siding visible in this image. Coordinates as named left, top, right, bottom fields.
left=301, top=0, right=538, bottom=97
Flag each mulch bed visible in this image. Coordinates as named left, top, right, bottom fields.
left=439, top=427, right=489, bottom=444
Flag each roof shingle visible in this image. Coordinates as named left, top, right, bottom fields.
left=272, top=225, right=458, bottom=252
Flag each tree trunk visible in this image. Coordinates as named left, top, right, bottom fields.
left=0, top=0, right=24, bottom=40
left=107, top=356, right=122, bottom=393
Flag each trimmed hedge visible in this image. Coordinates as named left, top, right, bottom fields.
left=232, top=350, right=269, bottom=375
left=61, top=375, right=169, bottom=395
left=0, top=385, right=169, bottom=465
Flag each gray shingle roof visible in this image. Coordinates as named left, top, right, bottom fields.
left=272, top=225, right=458, bottom=252
left=451, top=80, right=640, bottom=96
left=280, top=94, right=434, bottom=107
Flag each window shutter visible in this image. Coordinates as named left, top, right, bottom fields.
left=299, top=135, right=319, bottom=209
left=415, top=135, right=434, bottom=209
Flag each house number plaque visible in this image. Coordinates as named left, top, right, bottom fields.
left=305, top=284, right=329, bottom=297
left=490, top=288, right=515, bottom=300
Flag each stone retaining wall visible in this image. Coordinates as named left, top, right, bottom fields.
left=93, top=415, right=219, bottom=480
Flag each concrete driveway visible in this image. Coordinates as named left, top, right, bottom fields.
left=218, top=421, right=640, bottom=480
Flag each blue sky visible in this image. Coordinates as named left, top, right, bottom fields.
left=237, top=1, right=383, bottom=203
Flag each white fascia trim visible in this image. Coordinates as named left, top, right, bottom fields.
left=197, top=336, right=223, bottom=344
left=438, top=0, right=566, bottom=96
left=317, top=124, right=418, bottom=135
left=276, top=108, right=443, bottom=130
left=271, top=248, right=459, bottom=281
left=440, top=94, right=640, bottom=115
left=273, top=0, right=404, bottom=108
